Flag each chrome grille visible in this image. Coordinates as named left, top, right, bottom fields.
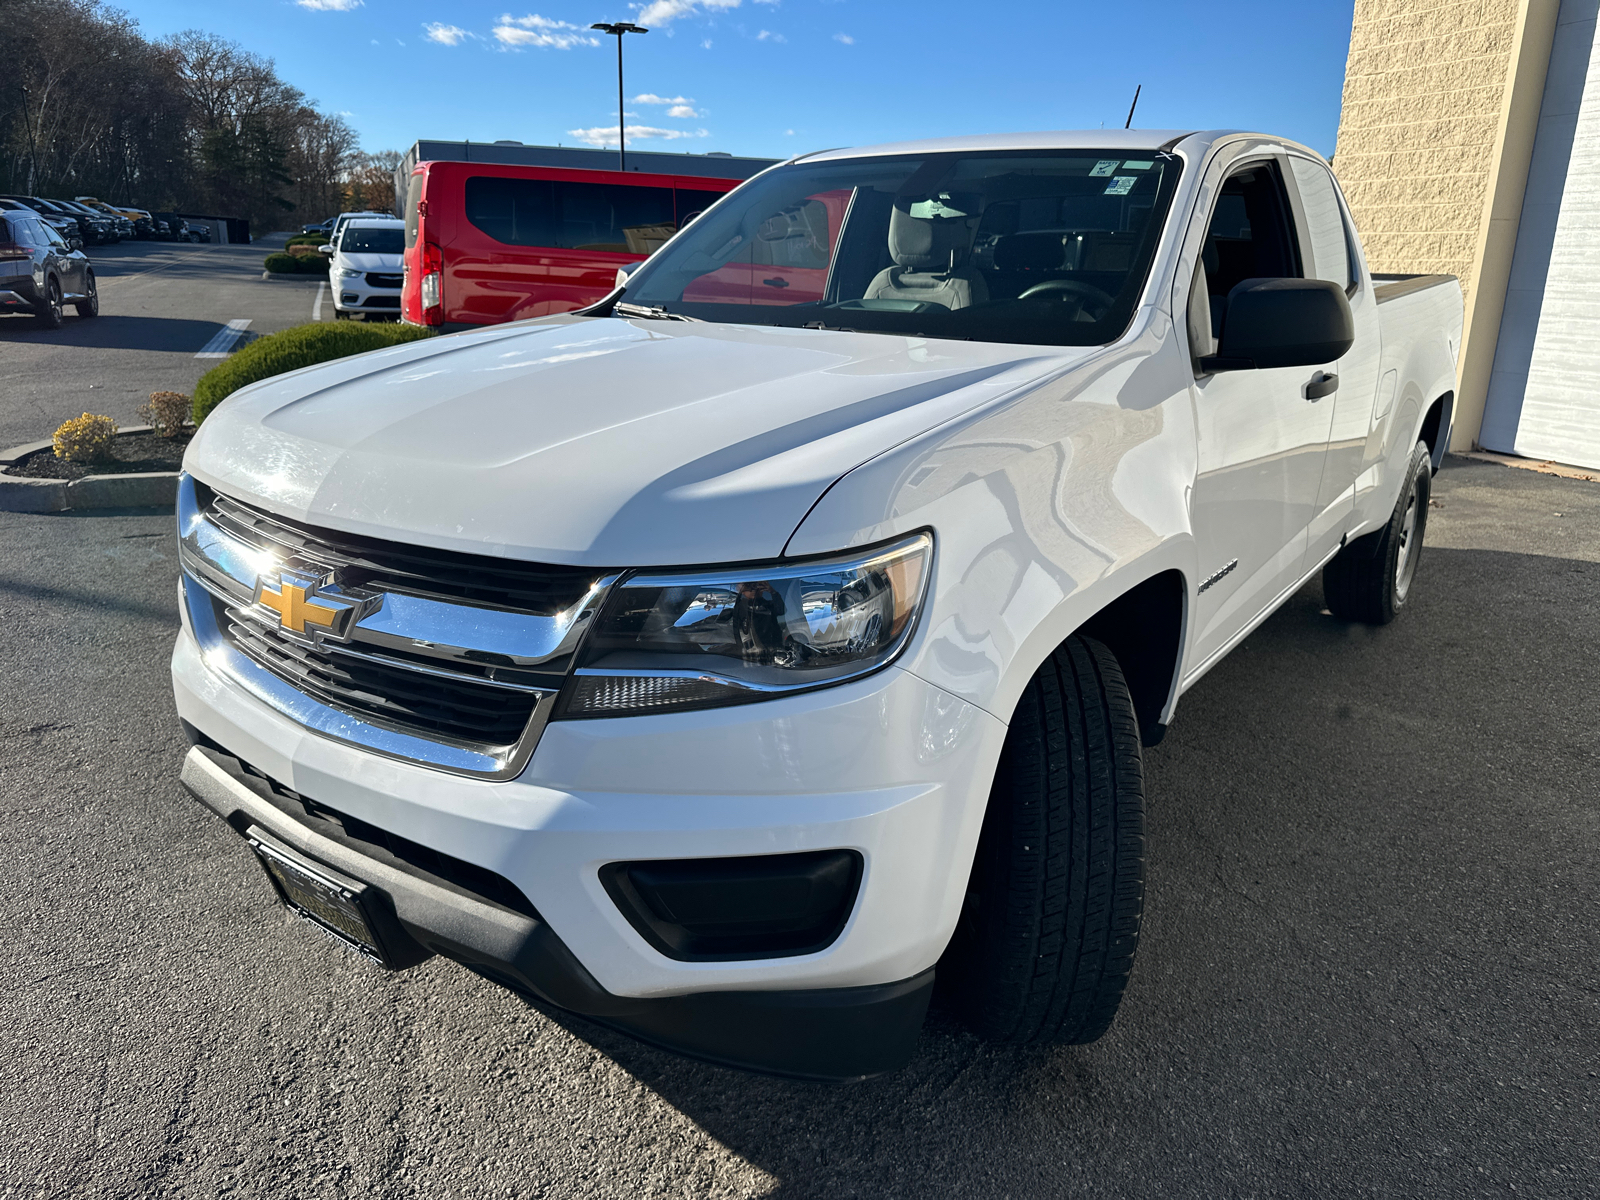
left=219, top=596, right=541, bottom=746
left=178, top=476, right=616, bottom=778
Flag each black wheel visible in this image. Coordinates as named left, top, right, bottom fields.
left=75, top=273, right=98, bottom=318
left=333, top=308, right=349, bottom=321
left=1323, top=440, right=1432, bottom=625
left=941, top=635, right=1146, bottom=1045
left=36, top=278, right=63, bottom=329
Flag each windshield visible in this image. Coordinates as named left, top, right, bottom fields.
left=341, top=226, right=404, bottom=254
left=619, top=149, right=1179, bottom=347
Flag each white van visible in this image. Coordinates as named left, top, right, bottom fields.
left=328, top=217, right=405, bottom=320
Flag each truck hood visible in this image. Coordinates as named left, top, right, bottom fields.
left=185, top=316, right=1089, bottom=567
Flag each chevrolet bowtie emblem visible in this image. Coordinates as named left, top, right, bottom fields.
left=252, top=570, right=372, bottom=641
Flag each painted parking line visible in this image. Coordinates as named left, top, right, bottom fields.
left=196, top=318, right=252, bottom=359
left=312, top=281, right=325, bottom=322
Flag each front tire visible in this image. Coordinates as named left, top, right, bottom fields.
left=1323, top=440, right=1432, bottom=625
left=941, top=636, right=1146, bottom=1045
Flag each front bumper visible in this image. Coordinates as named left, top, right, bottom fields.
left=332, top=275, right=401, bottom=312
left=172, top=620, right=1007, bottom=1077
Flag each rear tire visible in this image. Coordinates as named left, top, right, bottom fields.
left=36, top=279, right=63, bottom=330
left=75, top=273, right=98, bottom=318
left=941, top=635, right=1146, bottom=1045
left=1323, top=440, right=1432, bottom=625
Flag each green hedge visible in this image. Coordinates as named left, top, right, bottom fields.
left=193, top=322, right=436, bottom=424
left=285, top=234, right=328, bottom=249
left=265, top=249, right=329, bottom=274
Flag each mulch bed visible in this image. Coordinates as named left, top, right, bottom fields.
left=7, top=430, right=192, bottom=480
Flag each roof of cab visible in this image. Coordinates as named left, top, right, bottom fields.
left=801, top=129, right=1203, bottom=163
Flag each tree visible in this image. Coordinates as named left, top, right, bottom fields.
left=0, top=1, right=387, bottom=231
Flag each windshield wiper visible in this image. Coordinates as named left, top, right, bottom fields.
left=613, top=301, right=701, bottom=323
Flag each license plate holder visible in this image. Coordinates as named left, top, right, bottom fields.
left=247, top=826, right=391, bottom=966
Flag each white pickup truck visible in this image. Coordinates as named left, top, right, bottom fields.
left=173, top=130, right=1462, bottom=1080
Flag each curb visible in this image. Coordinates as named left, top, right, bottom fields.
left=261, top=271, right=327, bottom=282
left=0, top=425, right=180, bottom=513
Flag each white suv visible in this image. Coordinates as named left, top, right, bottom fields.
left=327, top=217, right=405, bottom=320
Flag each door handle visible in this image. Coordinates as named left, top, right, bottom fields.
left=1304, top=372, right=1339, bottom=401
left=761, top=276, right=790, bottom=288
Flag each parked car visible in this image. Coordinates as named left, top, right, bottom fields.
left=151, top=212, right=190, bottom=241
left=50, top=199, right=116, bottom=244
left=400, top=161, right=742, bottom=329
left=0, top=206, right=98, bottom=326
left=0, top=198, right=83, bottom=251
left=326, top=217, right=405, bottom=320
left=302, top=217, right=336, bottom=237
left=173, top=129, right=1462, bottom=1081
left=75, top=198, right=134, bottom=240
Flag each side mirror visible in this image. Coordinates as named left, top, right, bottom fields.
left=1200, top=277, right=1354, bottom=373
left=318, top=243, right=334, bottom=255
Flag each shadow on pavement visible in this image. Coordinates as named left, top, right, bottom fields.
left=0, top=313, right=242, bottom=353
left=508, top=544, right=1598, bottom=1196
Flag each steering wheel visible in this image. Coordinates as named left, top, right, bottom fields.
left=1016, top=279, right=1117, bottom=321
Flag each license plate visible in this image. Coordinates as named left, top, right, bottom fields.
left=248, top=828, right=388, bottom=964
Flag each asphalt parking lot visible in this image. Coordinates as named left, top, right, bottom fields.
left=0, top=235, right=322, bottom=449
left=1, top=247, right=1597, bottom=1197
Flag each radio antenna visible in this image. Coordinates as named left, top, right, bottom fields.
left=1125, top=84, right=1142, bottom=129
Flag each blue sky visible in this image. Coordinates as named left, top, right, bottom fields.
left=125, top=0, right=1357, bottom=160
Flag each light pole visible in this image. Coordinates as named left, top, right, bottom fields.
left=18, top=86, right=40, bottom=195
left=589, top=21, right=647, bottom=172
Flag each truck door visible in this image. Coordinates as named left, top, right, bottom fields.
left=1285, top=155, right=1381, bottom=569
left=1184, top=157, right=1336, bottom=669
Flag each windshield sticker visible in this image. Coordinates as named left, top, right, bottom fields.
left=1122, top=160, right=1154, bottom=171
left=1103, top=176, right=1137, bottom=196
left=1090, top=160, right=1121, bottom=177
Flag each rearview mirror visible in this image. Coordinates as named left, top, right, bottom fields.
left=318, top=243, right=334, bottom=255
left=1199, top=277, right=1354, bottom=373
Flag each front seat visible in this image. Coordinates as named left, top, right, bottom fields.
left=863, top=202, right=988, bottom=311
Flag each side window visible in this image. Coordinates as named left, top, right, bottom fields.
left=555, top=182, right=675, bottom=254
left=466, top=176, right=556, bottom=247
left=1287, top=157, right=1353, bottom=292
left=464, top=176, right=677, bottom=253
left=1190, top=160, right=1303, bottom=344
left=0, top=216, right=15, bottom=245
left=41, top=221, right=68, bottom=249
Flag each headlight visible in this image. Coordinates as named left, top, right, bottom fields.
left=561, top=531, right=933, bottom=718
left=334, top=264, right=363, bottom=279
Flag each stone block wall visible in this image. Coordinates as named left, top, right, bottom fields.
left=1334, top=0, right=1522, bottom=301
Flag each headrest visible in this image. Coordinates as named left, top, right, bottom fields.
left=888, top=203, right=972, bottom=272
left=993, top=232, right=1067, bottom=272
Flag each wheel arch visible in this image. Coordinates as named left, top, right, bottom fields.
left=1074, top=569, right=1187, bottom=746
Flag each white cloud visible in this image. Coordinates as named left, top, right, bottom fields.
left=701, top=38, right=713, bottom=48
left=833, top=32, right=853, bottom=44
left=666, top=104, right=700, bottom=118
left=296, top=0, right=362, bottom=10
left=568, top=124, right=711, bottom=146
left=494, top=13, right=600, bottom=48
left=754, top=0, right=779, bottom=5
left=633, top=93, right=693, bottom=105
left=755, top=29, right=785, bottom=41
left=784, top=128, right=795, bottom=136
left=424, top=23, right=472, bottom=45
left=636, top=0, right=741, bottom=27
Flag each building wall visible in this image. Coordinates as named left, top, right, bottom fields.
left=1334, top=0, right=1523, bottom=301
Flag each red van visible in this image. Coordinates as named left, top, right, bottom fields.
left=402, top=161, right=749, bottom=329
